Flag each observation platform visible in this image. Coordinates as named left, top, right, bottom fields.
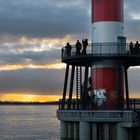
left=62, top=42, right=140, bottom=67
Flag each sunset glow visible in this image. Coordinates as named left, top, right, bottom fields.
left=0, top=93, right=61, bottom=102
left=0, top=63, right=66, bottom=71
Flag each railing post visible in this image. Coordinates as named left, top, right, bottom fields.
left=100, top=43, right=101, bottom=56
left=117, top=43, right=119, bottom=56
left=62, top=48, right=64, bottom=59
left=133, top=99, right=136, bottom=111
left=109, top=44, right=110, bottom=56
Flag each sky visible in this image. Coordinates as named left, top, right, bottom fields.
left=0, top=0, right=140, bottom=102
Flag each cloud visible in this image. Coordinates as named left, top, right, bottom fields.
left=124, top=20, right=140, bottom=41
left=0, top=68, right=65, bottom=95
left=0, top=0, right=138, bottom=41
left=124, top=0, right=140, bottom=41
left=0, top=45, right=61, bottom=66
left=0, top=0, right=90, bottom=38
left=128, top=67, right=140, bottom=97
left=124, top=0, right=140, bottom=19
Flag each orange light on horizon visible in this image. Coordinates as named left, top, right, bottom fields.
left=0, top=93, right=62, bottom=102
left=0, top=92, right=139, bottom=103
left=0, top=63, right=65, bottom=71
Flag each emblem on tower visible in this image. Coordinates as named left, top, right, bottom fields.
left=94, top=89, right=107, bottom=106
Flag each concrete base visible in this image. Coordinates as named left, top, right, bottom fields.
left=74, top=122, right=79, bottom=140
left=80, top=122, right=90, bottom=140
left=104, top=124, right=109, bottom=140
left=60, top=121, right=140, bottom=140
left=132, top=128, right=140, bottom=140
left=68, top=122, right=74, bottom=140
left=92, top=123, right=97, bottom=140
left=58, top=110, right=140, bottom=140
left=60, top=121, right=68, bottom=140
left=117, top=124, right=128, bottom=140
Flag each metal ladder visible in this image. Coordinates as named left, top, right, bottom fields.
left=76, top=66, right=82, bottom=100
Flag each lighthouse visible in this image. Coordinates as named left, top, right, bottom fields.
left=57, top=0, right=140, bottom=140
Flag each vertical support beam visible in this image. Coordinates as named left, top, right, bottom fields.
left=124, top=66, right=129, bottom=109
left=63, top=64, right=69, bottom=100
left=74, top=122, right=79, bottom=140
left=68, top=122, right=74, bottom=140
left=117, top=124, right=128, bottom=140
left=76, top=66, right=79, bottom=101
left=110, top=124, right=116, bottom=140
left=80, top=122, right=90, bottom=140
left=135, top=128, right=140, bottom=140
left=60, top=121, right=68, bottom=140
left=69, top=65, right=75, bottom=109
left=92, top=123, right=97, bottom=140
left=83, top=64, right=89, bottom=108
left=103, top=124, right=109, bottom=140
left=128, top=130, right=133, bottom=140
left=116, top=63, right=121, bottom=109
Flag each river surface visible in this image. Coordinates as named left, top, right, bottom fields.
left=0, top=105, right=59, bottom=140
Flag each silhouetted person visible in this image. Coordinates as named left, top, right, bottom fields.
left=129, top=42, right=133, bottom=54
left=75, top=40, right=81, bottom=55
left=87, top=76, right=95, bottom=109
left=87, top=76, right=92, bottom=92
left=65, top=42, right=71, bottom=57
left=134, top=41, right=140, bottom=54
left=82, top=39, right=88, bottom=54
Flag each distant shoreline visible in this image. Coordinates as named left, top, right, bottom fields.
left=0, top=101, right=59, bottom=105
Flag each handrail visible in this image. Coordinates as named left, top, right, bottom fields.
left=62, top=42, right=139, bottom=59
left=58, top=98, right=140, bottom=110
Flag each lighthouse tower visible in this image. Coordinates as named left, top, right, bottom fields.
left=91, top=0, right=125, bottom=109
left=57, top=0, right=140, bottom=140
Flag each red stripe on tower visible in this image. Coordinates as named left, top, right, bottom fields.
left=92, top=0, right=123, bottom=22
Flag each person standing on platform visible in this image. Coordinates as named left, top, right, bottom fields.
left=129, top=42, right=133, bottom=54
left=82, top=39, right=88, bottom=54
left=75, top=40, right=81, bottom=55
left=134, top=41, right=140, bottom=54
left=65, top=42, right=71, bottom=57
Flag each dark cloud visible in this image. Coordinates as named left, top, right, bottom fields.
left=124, top=0, right=140, bottom=18
left=0, top=0, right=90, bottom=38
left=124, top=0, right=140, bottom=41
left=0, top=46, right=60, bottom=65
left=0, top=0, right=139, bottom=40
left=125, top=20, right=140, bottom=41
left=0, top=68, right=65, bottom=95
left=0, top=67, right=139, bottom=96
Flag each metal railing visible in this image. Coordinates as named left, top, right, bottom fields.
left=58, top=98, right=140, bottom=110
left=62, top=42, right=138, bottom=59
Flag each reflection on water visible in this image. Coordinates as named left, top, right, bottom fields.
left=0, top=105, right=59, bottom=140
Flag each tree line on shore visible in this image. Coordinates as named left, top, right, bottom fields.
left=0, top=101, right=59, bottom=105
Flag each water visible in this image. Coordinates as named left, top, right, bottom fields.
left=0, top=105, right=60, bottom=140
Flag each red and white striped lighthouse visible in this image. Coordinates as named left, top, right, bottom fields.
left=91, top=0, right=125, bottom=109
